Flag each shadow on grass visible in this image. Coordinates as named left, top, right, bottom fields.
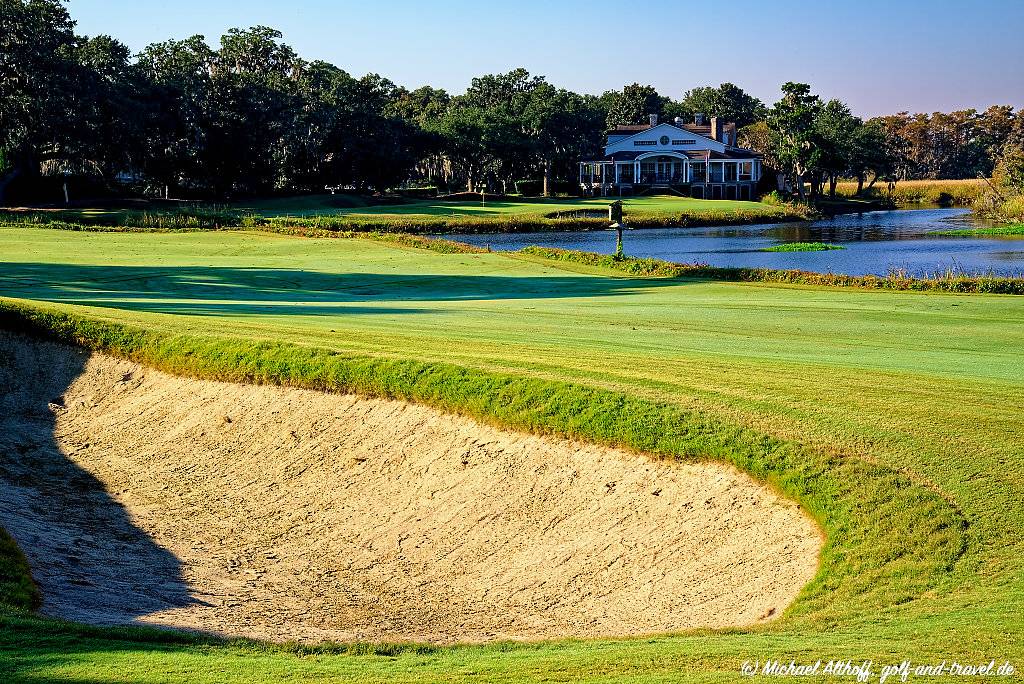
left=0, top=262, right=679, bottom=318
left=0, top=334, right=200, bottom=648
left=0, top=331, right=453, bottom=682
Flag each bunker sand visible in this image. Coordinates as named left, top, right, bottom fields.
left=0, top=334, right=822, bottom=644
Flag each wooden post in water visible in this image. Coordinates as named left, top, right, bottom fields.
left=608, top=200, right=625, bottom=259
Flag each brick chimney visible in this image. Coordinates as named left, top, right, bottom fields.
left=724, top=122, right=737, bottom=146
left=648, top=113, right=658, bottom=127
left=710, top=117, right=721, bottom=142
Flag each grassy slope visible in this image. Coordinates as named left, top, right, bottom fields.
left=0, top=228, right=1022, bottom=681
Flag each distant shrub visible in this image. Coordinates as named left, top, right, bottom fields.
left=997, top=196, right=1024, bottom=221
left=760, top=190, right=787, bottom=206
left=971, top=182, right=1024, bottom=224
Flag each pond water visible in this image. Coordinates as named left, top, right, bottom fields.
left=449, top=208, right=1024, bottom=277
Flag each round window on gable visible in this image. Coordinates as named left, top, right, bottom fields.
left=659, top=135, right=670, bottom=145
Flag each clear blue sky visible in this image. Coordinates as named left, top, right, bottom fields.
left=68, top=0, right=1024, bottom=117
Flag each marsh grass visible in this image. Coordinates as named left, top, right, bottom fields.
left=973, top=195, right=1024, bottom=224
left=834, top=179, right=988, bottom=206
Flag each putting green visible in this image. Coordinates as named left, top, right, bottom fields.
left=0, top=226, right=1022, bottom=683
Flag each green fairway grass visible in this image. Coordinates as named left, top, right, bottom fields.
left=232, top=193, right=767, bottom=218
left=0, top=226, right=1022, bottom=683
left=1, top=194, right=811, bottom=234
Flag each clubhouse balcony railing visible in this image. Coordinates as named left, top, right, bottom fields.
left=588, top=175, right=758, bottom=187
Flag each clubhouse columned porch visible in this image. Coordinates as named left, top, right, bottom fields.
left=579, top=152, right=762, bottom=199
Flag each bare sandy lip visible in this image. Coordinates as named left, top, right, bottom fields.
left=0, top=333, right=822, bottom=644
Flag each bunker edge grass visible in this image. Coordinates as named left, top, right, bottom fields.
left=0, top=301, right=967, bottom=682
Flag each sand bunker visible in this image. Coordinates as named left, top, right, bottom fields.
left=0, top=333, right=821, bottom=643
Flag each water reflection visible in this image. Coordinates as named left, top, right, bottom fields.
left=450, top=209, right=1024, bottom=277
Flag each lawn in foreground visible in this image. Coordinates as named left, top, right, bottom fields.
left=0, top=227, right=1022, bottom=682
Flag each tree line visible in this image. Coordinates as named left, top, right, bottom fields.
left=741, top=84, right=1024, bottom=200
left=2, top=0, right=1022, bottom=204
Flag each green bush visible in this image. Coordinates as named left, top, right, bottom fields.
left=998, top=196, right=1024, bottom=221
left=971, top=189, right=1024, bottom=224
left=0, top=527, right=39, bottom=611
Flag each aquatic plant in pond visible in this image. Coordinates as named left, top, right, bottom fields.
left=930, top=223, right=1024, bottom=237
left=763, top=242, right=845, bottom=252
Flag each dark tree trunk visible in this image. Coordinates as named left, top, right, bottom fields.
left=0, top=167, right=22, bottom=207
left=829, top=175, right=838, bottom=199
left=815, top=173, right=825, bottom=200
